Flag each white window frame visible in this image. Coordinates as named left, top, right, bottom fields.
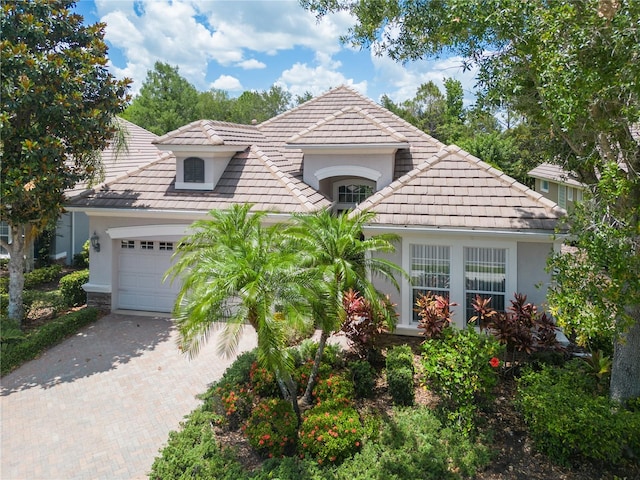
left=410, top=244, right=451, bottom=324
left=401, top=235, right=517, bottom=329
left=333, top=179, right=375, bottom=212
left=558, top=185, right=567, bottom=209
left=463, top=247, right=507, bottom=326
left=540, top=180, right=549, bottom=193
left=567, top=187, right=574, bottom=201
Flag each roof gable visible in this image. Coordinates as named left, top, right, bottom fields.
left=356, top=146, right=564, bottom=231
left=154, top=120, right=263, bottom=147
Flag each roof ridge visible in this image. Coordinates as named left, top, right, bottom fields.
left=249, top=145, right=321, bottom=212
left=445, top=145, right=565, bottom=214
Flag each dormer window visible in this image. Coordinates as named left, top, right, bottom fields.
left=184, top=157, right=205, bottom=183
left=334, top=179, right=375, bottom=212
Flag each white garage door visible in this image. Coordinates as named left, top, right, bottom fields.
left=117, top=239, right=181, bottom=312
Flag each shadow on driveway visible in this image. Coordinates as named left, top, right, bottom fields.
left=1, top=314, right=173, bottom=396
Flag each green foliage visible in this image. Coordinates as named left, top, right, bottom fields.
left=73, top=240, right=90, bottom=268
left=299, top=400, right=364, bottom=465
left=243, top=398, right=298, bottom=458
left=0, top=317, right=24, bottom=343
left=517, top=360, right=640, bottom=465
left=1, top=307, right=98, bottom=376
left=348, top=360, right=376, bottom=398
left=249, top=361, right=281, bottom=398
left=312, top=371, right=355, bottom=406
left=330, top=407, right=491, bottom=480
left=213, top=382, right=253, bottom=430
left=23, top=289, right=65, bottom=318
left=298, top=340, right=343, bottom=368
left=23, top=264, right=62, bottom=289
left=414, top=292, right=455, bottom=339
left=385, top=345, right=414, bottom=373
left=340, top=289, right=393, bottom=359
left=421, top=328, right=503, bottom=434
left=59, top=269, right=89, bottom=307
left=386, top=367, right=414, bottom=407
left=122, top=62, right=199, bottom=135
left=149, top=407, right=244, bottom=480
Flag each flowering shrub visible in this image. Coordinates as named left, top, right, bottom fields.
left=312, top=371, right=354, bottom=406
left=214, top=382, right=253, bottom=430
left=293, top=359, right=332, bottom=396
left=249, top=361, right=280, bottom=397
left=243, top=398, right=297, bottom=458
left=299, top=400, right=363, bottom=464
left=421, top=328, right=503, bottom=434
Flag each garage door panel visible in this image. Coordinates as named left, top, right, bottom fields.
left=117, top=240, right=180, bottom=313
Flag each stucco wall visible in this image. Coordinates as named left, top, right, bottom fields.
left=516, top=241, right=554, bottom=311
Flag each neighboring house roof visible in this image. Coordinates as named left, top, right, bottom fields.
left=66, top=118, right=163, bottom=197
left=68, top=86, right=562, bottom=232
left=356, top=146, right=563, bottom=231
left=528, top=163, right=583, bottom=188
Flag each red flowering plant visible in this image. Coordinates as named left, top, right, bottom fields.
left=415, top=292, right=457, bottom=339
left=214, top=382, right=253, bottom=430
left=311, top=371, right=355, bottom=406
left=243, top=398, right=298, bottom=458
left=489, top=356, right=500, bottom=368
left=249, top=361, right=280, bottom=397
left=299, top=400, right=363, bottom=464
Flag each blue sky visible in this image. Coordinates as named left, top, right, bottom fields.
left=73, top=0, right=479, bottom=105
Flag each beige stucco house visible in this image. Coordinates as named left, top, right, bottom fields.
left=68, top=86, right=564, bottom=334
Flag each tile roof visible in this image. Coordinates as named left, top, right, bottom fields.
left=66, top=118, right=162, bottom=197
left=69, top=86, right=562, bottom=232
left=528, top=163, right=584, bottom=187
left=286, top=106, right=408, bottom=145
left=355, top=146, right=564, bottom=231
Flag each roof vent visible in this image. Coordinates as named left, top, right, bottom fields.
left=251, top=119, right=257, bottom=125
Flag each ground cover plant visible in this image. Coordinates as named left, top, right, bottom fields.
left=152, top=292, right=640, bottom=479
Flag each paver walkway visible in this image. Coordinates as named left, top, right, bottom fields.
left=1, top=313, right=257, bottom=480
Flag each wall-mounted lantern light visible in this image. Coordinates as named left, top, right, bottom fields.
left=90, top=231, right=101, bottom=252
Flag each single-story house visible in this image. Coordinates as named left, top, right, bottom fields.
left=68, top=86, right=565, bottom=334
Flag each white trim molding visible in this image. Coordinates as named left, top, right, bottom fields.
left=314, top=165, right=382, bottom=183
left=106, top=224, right=192, bottom=240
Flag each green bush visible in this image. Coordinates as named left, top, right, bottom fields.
left=250, top=457, right=325, bottom=480
left=243, top=398, right=297, bottom=458
left=349, top=360, right=376, bottom=398
left=421, top=328, right=502, bottom=434
left=294, top=359, right=332, bottom=396
left=298, top=339, right=344, bottom=368
left=1, top=307, right=98, bottom=376
left=312, top=371, right=355, bottom=406
left=59, top=269, right=89, bottom=307
left=517, top=360, right=640, bottom=466
left=23, top=290, right=65, bottom=318
left=24, top=264, right=62, bottom=289
left=149, top=408, right=244, bottom=480
left=300, top=400, right=364, bottom=465
left=249, top=361, right=281, bottom=398
left=385, top=344, right=414, bottom=373
left=387, top=367, right=414, bottom=406
left=331, top=407, right=491, bottom=480
left=73, top=240, right=90, bottom=268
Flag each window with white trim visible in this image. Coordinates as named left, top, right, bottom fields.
left=464, top=247, right=506, bottom=324
left=333, top=179, right=375, bottom=212
left=121, top=240, right=135, bottom=249
left=183, top=157, right=205, bottom=183
left=411, top=244, right=450, bottom=323
left=159, top=242, right=174, bottom=251
left=140, top=241, right=154, bottom=250
left=541, top=180, right=549, bottom=192
left=0, top=222, right=10, bottom=255
left=568, top=187, right=574, bottom=201
left=558, top=185, right=567, bottom=208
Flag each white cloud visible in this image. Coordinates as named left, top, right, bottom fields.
left=236, top=59, right=266, bottom=70
left=370, top=50, right=479, bottom=106
left=210, top=75, right=243, bottom=91
left=277, top=59, right=367, bottom=99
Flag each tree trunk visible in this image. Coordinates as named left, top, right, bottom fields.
left=7, top=223, right=26, bottom=324
left=302, top=329, right=329, bottom=405
left=610, top=307, right=640, bottom=403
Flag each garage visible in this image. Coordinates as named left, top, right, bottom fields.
left=117, top=239, right=181, bottom=312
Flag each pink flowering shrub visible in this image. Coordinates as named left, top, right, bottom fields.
left=243, top=398, right=297, bottom=458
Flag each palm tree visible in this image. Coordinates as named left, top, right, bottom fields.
left=286, top=208, right=405, bottom=405
left=166, top=204, right=308, bottom=415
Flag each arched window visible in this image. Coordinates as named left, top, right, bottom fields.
left=333, top=179, right=375, bottom=212
left=183, top=157, right=205, bottom=183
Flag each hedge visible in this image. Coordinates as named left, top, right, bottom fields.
left=0, top=307, right=99, bottom=376
left=59, top=269, right=89, bottom=307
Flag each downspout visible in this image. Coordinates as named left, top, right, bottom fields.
left=70, top=211, right=76, bottom=265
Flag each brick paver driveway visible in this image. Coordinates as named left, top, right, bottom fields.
left=1, top=313, right=257, bottom=480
